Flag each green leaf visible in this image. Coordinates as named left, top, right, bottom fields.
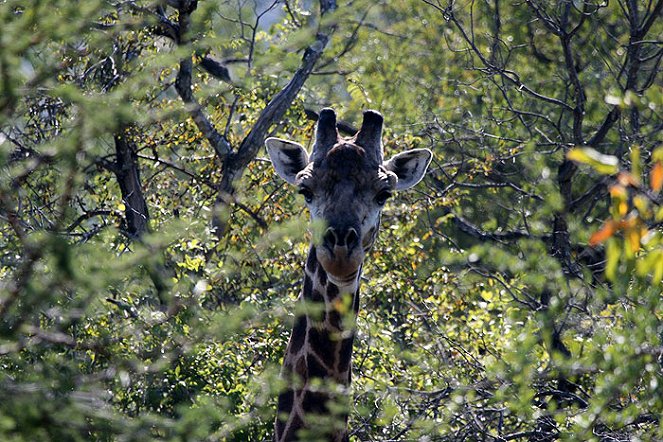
left=605, top=238, right=620, bottom=281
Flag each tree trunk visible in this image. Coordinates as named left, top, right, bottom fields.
left=114, top=130, right=149, bottom=238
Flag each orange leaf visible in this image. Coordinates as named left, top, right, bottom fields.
left=651, top=161, right=663, bottom=192
left=589, top=220, right=617, bottom=247
left=609, top=184, right=627, bottom=199
left=617, top=171, right=639, bottom=187
left=618, top=215, right=638, bottom=230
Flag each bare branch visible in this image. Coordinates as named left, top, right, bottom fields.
left=444, top=6, right=574, bottom=112
left=637, top=0, right=663, bottom=39
left=221, top=0, right=338, bottom=185
left=173, top=2, right=232, bottom=158
left=199, top=56, right=231, bottom=83
left=441, top=207, right=531, bottom=243
left=559, top=30, right=587, bottom=144
left=65, top=209, right=115, bottom=233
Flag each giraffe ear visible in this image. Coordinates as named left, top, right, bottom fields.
left=266, top=137, right=310, bottom=185
left=383, top=149, right=432, bottom=190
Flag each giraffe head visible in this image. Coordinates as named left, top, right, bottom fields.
left=267, top=109, right=432, bottom=287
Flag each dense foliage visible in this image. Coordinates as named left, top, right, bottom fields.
left=1, top=0, right=661, bottom=440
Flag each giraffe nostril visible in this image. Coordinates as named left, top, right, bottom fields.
left=345, top=228, right=359, bottom=250
left=323, top=228, right=338, bottom=249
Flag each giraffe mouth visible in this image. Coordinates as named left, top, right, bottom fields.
left=332, top=269, right=358, bottom=285
left=324, top=267, right=361, bottom=287
left=316, top=246, right=364, bottom=282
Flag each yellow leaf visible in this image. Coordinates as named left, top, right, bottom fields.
left=653, top=147, right=663, bottom=162
left=633, top=195, right=650, bottom=217
left=567, top=147, right=619, bottom=175
left=618, top=201, right=628, bottom=217
left=609, top=184, right=628, bottom=217
left=625, top=226, right=642, bottom=255
left=630, top=145, right=641, bottom=178
left=654, top=252, right=663, bottom=286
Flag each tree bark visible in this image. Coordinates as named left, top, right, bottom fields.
left=113, top=130, right=149, bottom=238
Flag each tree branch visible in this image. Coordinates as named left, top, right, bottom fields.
left=441, top=207, right=531, bottom=243
left=114, top=130, right=149, bottom=238
left=212, top=0, right=338, bottom=236
left=199, top=55, right=232, bottom=83
left=173, top=2, right=232, bottom=159
left=445, top=6, right=574, bottom=112
left=226, top=17, right=337, bottom=178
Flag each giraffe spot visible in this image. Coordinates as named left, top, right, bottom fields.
left=289, top=316, right=307, bottom=354
left=305, top=290, right=325, bottom=323
left=302, top=390, right=329, bottom=414
left=307, top=354, right=329, bottom=379
left=326, top=283, right=339, bottom=301
left=338, top=336, right=355, bottom=374
left=317, top=267, right=328, bottom=286
left=283, top=413, right=304, bottom=441
left=306, top=248, right=317, bottom=272
left=308, top=327, right=336, bottom=367
left=326, top=309, right=342, bottom=330
left=295, top=357, right=307, bottom=379
left=303, top=275, right=312, bottom=296
left=277, top=389, right=295, bottom=415
left=309, top=289, right=324, bottom=304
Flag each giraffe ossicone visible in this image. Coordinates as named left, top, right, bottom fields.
left=267, top=109, right=432, bottom=442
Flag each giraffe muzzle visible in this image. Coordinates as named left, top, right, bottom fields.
left=317, top=226, right=364, bottom=281
left=323, top=226, right=359, bottom=252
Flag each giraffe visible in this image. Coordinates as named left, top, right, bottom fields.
left=266, top=108, right=432, bottom=442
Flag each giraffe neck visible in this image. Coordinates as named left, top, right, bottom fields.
left=274, top=245, right=361, bottom=442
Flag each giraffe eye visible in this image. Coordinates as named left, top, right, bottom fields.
left=376, top=190, right=392, bottom=206
left=298, top=187, right=314, bottom=203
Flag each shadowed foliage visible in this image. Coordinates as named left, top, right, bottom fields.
left=0, top=0, right=661, bottom=441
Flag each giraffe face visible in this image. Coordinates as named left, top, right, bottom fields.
left=295, top=142, right=396, bottom=283
left=266, top=110, right=432, bottom=284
